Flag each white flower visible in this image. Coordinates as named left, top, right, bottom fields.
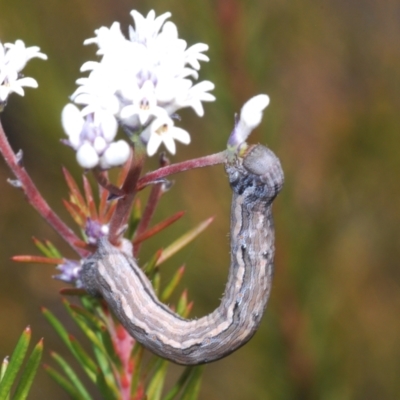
left=166, top=80, right=215, bottom=117
left=76, top=142, right=100, bottom=169
left=65, top=9, right=214, bottom=156
left=228, top=94, right=270, bottom=147
left=0, top=72, right=38, bottom=102
left=83, top=22, right=126, bottom=55
left=141, top=111, right=190, bottom=156
left=119, top=80, right=165, bottom=125
left=129, top=10, right=172, bottom=43
left=61, top=103, right=130, bottom=169
left=3, top=40, right=47, bottom=71
left=0, top=39, right=47, bottom=104
left=101, top=140, right=130, bottom=169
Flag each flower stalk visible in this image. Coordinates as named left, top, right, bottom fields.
left=0, top=119, right=86, bottom=257
left=108, top=147, right=145, bottom=245
left=137, top=150, right=228, bottom=190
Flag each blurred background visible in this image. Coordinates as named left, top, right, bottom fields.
left=1, top=0, right=399, bottom=398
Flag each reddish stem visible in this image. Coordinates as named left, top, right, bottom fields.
left=108, top=150, right=145, bottom=245
left=133, top=182, right=164, bottom=256
left=92, top=169, right=125, bottom=198
left=133, top=211, right=185, bottom=246
left=0, top=118, right=86, bottom=257
left=133, top=152, right=171, bottom=256
left=137, top=150, right=227, bottom=190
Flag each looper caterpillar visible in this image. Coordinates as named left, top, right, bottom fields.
left=81, top=144, right=284, bottom=365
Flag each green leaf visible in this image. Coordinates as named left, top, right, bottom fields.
left=43, top=365, right=84, bottom=400
left=153, top=268, right=161, bottom=296
left=80, top=296, right=105, bottom=319
left=142, top=249, right=162, bottom=278
left=176, top=290, right=191, bottom=317
left=93, top=367, right=118, bottom=400
left=62, top=300, right=120, bottom=392
left=91, top=346, right=119, bottom=399
left=156, top=217, right=214, bottom=266
left=68, top=304, right=107, bottom=331
left=62, top=300, right=107, bottom=355
left=0, top=326, right=31, bottom=400
left=161, top=266, right=185, bottom=302
left=50, top=352, right=91, bottom=400
left=146, top=360, right=169, bottom=400
left=67, top=301, right=122, bottom=371
left=13, top=338, right=44, bottom=400
left=163, top=366, right=204, bottom=400
left=179, top=366, right=204, bottom=400
left=163, top=366, right=193, bottom=400
left=127, top=198, right=142, bottom=239
left=0, top=358, right=8, bottom=382
left=42, top=307, right=74, bottom=353
left=43, top=307, right=97, bottom=383
left=32, top=238, right=61, bottom=258
left=44, top=240, right=62, bottom=258
left=98, top=329, right=122, bottom=372
left=32, top=238, right=53, bottom=258
left=68, top=336, right=98, bottom=382
left=130, top=345, right=144, bottom=398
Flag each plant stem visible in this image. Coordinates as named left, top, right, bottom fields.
left=133, top=152, right=170, bottom=256
left=137, top=150, right=228, bottom=190
left=0, top=118, right=86, bottom=257
left=108, top=149, right=145, bottom=245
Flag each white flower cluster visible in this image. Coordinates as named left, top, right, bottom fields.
left=0, top=40, right=47, bottom=105
left=61, top=104, right=130, bottom=169
left=62, top=9, right=215, bottom=168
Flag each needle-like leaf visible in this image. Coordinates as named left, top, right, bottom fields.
left=156, top=217, right=214, bottom=266
left=0, top=327, right=31, bottom=400
left=43, top=365, right=82, bottom=400
left=12, top=338, right=44, bottom=400
left=146, top=360, right=168, bottom=400
left=50, top=352, right=91, bottom=400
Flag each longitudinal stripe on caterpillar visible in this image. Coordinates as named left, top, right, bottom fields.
left=81, top=144, right=284, bottom=365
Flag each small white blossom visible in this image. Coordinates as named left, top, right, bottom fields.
left=228, top=94, right=270, bottom=147
left=65, top=9, right=214, bottom=157
left=83, top=22, right=126, bottom=55
left=101, top=140, right=130, bottom=169
left=142, top=111, right=190, bottom=156
left=119, top=80, right=165, bottom=125
left=76, top=142, right=100, bottom=169
left=61, top=103, right=130, bottom=169
left=0, top=40, right=47, bottom=105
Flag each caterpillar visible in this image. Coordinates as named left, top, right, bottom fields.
left=81, top=144, right=284, bottom=365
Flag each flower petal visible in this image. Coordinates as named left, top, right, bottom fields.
left=228, top=94, right=270, bottom=147
left=171, top=127, right=190, bottom=144
left=61, top=104, right=84, bottom=148
left=146, top=132, right=163, bottom=156
left=76, top=143, right=99, bottom=168
left=101, top=140, right=130, bottom=168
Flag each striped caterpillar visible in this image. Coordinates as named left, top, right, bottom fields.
left=81, top=144, right=284, bottom=365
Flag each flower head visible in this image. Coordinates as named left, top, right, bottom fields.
left=0, top=40, right=47, bottom=107
left=228, top=94, right=270, bottom=148
left=64, top=9, right=214, bottom=158
left=61, top=103, right=130, bottom=169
